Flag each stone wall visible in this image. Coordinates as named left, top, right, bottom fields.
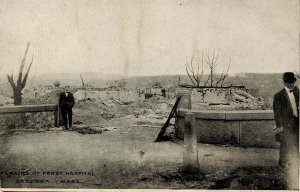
left=175, top=109, right=278, bottom=148
left=0, top=104, right=57, bottom=131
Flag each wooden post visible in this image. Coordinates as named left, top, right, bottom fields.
left=177, top=90, right=191, bottom=110
left=183, top=112, right=199, bottom=174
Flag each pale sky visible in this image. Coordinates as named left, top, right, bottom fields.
left=0, top=0, right=299, bottom=78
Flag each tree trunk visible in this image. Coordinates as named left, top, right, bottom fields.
left=7, top=43, right=34, bottom=106
left=13, top=88, right=22, bottom=105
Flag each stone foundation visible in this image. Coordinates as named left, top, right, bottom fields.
left=0, top=104, right=57, bottom=131
left=175, top=109, right=278, bottom=148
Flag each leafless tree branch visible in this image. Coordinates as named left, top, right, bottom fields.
left=7, top=42, right=34, bottom=105
left=185, top=49, right=231, bottom=89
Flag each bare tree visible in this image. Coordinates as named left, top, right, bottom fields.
left=7, top=43, right=34, bottom=105
left=177, top=75, right=181, bottom=86
left=185, top=49, right=231, bottom=88
left=80, top=73, right=88, bottom=100
left=203, top=49, right=220, bottom=86
left=185, top=52, right=204, bottom=87
left=203, top=49, right=231, bottom=87
left=80, top=73, right=85, bottom=87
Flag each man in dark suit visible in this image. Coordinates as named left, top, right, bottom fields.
left=273, top=72, right=299, bottom=189
left=59, top=86, right=75, bottom=129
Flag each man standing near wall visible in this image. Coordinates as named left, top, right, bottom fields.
left=273, top=72, right=299, bottom=189
left=59, top=86, right=75, bottom=130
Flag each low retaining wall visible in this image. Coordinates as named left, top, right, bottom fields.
left=175, top=109, right=278, bottom=148
left=0, top=104, right=57, bottom=131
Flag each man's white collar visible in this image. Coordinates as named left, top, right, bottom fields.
left=284, top=86, right=294, bottom=93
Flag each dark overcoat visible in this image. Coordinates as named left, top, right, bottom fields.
left=59, top=92, right=75, bottom=111
left=273, top=86, right=299, bottom=165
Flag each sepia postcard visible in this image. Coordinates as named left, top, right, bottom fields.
left=0, top=0, right=299, bottom=191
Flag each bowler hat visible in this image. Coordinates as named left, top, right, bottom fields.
left=283, top=72, right=297, bottom=83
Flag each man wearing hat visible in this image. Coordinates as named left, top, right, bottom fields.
left=273, top=72, right=299, bottom=188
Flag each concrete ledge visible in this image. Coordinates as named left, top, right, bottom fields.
left=225, top=110, right=274, bottom=120
left=178, top=109, right=226, bottom=119
left=0, top=104, right=57, bottom=114
left=178, top=109, right=274, bottom=120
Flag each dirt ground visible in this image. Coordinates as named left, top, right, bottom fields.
left=0, top=118, right=286, bottom=189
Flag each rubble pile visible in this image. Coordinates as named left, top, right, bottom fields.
left=191, top=89, right=227, bottom=109
left=7, top=85, right=265, bottom=112
left=73, top=92, right=174, bottom=127
left=191, top=88, right=264, bottom=111
left=24, top=85, right=167, bottom=130
left=23, top=87, right=53, bottom=105
left=128, top=97, right=175, bottom=126
left=0, top=95, right=13, bottom=106
left=229, top=89, right=264, bottom=110
left=11, top=85, right=265, bottom=132
left=73, top=90, right=139, bottom=105
left=20, top=86, right=265, bottom=115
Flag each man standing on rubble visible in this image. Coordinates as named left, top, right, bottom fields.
left=59, top=86, right=75, bottom=130
left=273, top=72, right=299, bottom=189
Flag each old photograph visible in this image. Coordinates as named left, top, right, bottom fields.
left=0, top=0, right=299, bottom=190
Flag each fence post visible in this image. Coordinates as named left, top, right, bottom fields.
left=177, top=90, right=192, bottom=110
left=183, top=112, right=199, bottom=174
